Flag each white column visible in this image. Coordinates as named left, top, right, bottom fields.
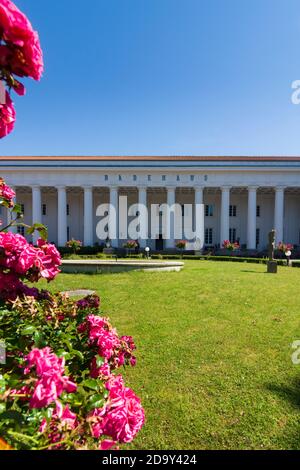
left=109, top=186, right=119, bottom=248
left=165, top=186, right=176, bottom=249
left=57, top=186, right=67, bottom=247
left=83, top=186, right=94, bottom=246
left=7, top=186, right=17, bottom=233
left=32, top=185, right=42, bottom=244
left=138, top=186, right=148, bottom=248
left=194, top=186, right=204, bottom=250
left=220, top=186, right=231, bottom=245
left=274, top=186, right=285, bottom=243
left=247, top=186, right=257, bottom=250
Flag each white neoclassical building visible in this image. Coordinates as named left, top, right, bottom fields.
left=1, top=156, right=300, bottom=251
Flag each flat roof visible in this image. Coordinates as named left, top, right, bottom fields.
left=1, top=156, right=300, bottom=162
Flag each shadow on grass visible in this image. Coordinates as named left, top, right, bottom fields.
left=265, top=379, right=300, bottom=449
left=266, top=378, right=300, bottom=409
left=240, top=270, right=266, bottom=274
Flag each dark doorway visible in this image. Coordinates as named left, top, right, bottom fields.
left=155, top=234, right=164, bottom=251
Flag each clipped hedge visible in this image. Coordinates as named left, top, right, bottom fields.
left=61, top=252, right=290, bottom=266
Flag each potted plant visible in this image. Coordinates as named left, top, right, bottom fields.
left=66, top=238, right=82, bottom=255
left=222, top=240, right=240, bottom=254
left=123, top=240, right=138, bottom=257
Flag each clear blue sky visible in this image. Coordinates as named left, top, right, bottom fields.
left=1, top=0, right=300, bottom=156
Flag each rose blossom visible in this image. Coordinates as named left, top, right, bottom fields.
left=25, top=347, right=77, bottom=409
left=0, top=91, right=15, bottom=138
left=89, top=375, right=145, bottom=444
left=0, top=0, right=43, bottom=80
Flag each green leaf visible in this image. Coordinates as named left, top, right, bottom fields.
left=0, top=375, right=6, bottom=394
left=56, top=349, right=70, bottom=359
left=12, top=204, right=22, bottom=215
left=20, top=326, right=36, bottom=336
left=33, top=331, right=46, bottom=348
left=95, top=355, right=105, bottom=368
left=82, top=379, right=99, bottom=391
left=71, top=350, right=84, bottom=362
left=27, top=223, right=48, bottom=241
left=87, top=394, right=105, bottom=410
left=0, top=410, right=23, bottom=425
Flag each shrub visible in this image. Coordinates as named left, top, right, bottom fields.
left=66, top=239, right=82, bottom=254
left=0, top=292, right=144, bottom=450
left=0, top=179, right=144, bottom=450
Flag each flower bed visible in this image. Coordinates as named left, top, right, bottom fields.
left=0, top=179, right=144, bottom=450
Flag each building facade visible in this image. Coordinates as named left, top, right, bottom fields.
left=1, top=156, right=300, bottom=250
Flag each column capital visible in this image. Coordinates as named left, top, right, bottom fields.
left=31, top=184, right=41, bottom=190
left=137, top=185, right=147, bottom=192
left=56, top=185, right=66, bottom=190
left=166, top=185, right=176, bottom=192
left=221, top=185, right=232, bottom=191
left=82, top=185, right=93, bottom=191
left=110, top=185, right=119, bottom=191
left=275, top=186, right=286, bottom=192
left=248, top=185, right=259, bottom=191
left=194, top=185, right=204, bottom=192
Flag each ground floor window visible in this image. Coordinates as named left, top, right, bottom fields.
left=229, top=205, right=237, bottom=217
left=229, top=228, right=237, bottom=243
left=205, top=204, right=214, bottom=217
left=67, top=226, right=70, bottom=241
left=205, top=228, right=213, bottom=245
left=17, top=225, right=25, bottom=236
left=256, top=228, right=260, bottom=248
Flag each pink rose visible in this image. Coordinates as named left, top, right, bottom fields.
left=0, top=91, right=15, bottom=138
left=0, top=0, right=43, bottom=80
left=89, top=375, right=145, bottom=444
left=26, top=347, right=77, bottom=409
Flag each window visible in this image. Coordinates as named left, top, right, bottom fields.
left=190, top=175, right=194, bottom=182
left=204, top=175, right=208, bottom=181
left=256, top=205, right=260, bottom=217
left=162, top=175, right=166, bottom=181
left=20, top=203, right=24, bottom=214
left=229, top=205, right=237, bottom=217
left=42, top=204, right=47, bottom=216
left=205, top=204, right=214, bottom=217
left=229, top=228, right=237, bottom=243
left=118, top=175, right=122, bottom=181
left=148, top=175, right=151, bottom=181
left=256, top=228, right=260, bottom=247
left=66, top=204, right=70, bottom=216
left=176, top=175, right=180, bottom=181
left=17, top=225, right=25, bottom=236
left=133, top=175, right=137, bottom=181
left=205, top=228, right=213, bottom=245
left=104, top=175, right=108, bottom=181
left=181, top=205, right=184, bottom=217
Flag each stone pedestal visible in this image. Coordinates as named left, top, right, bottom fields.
left=267, top=260, right=277, bottom=273
left=103, top=247, right=115, bottom=255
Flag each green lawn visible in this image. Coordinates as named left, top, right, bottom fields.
left=38, top=261, right=300, bottom=449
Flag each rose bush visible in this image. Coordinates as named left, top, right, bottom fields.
left=66, top=238, right=82, bottom=254
left=0, top=180, right=145, bottom=449
left=0, top=0, right=43, bottom=138
left=222, top=240, right=240, bottom=251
